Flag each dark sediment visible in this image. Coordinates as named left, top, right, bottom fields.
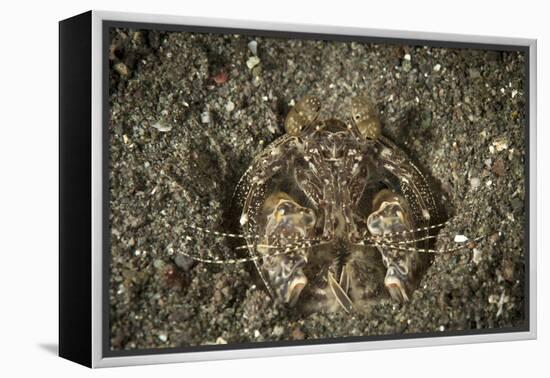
left=108, top=28, right=526, bottom=350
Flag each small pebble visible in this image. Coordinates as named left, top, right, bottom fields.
left=246, top=56, right=261, bottom=69
left=472, top=248, right=482, bottom=264
left=402, top=56, right=412, bottom=72
left=511, top=90, right=518, bottom=98
left=216, top=337, right=227, bottom=344
left=492, top=137, right=509, bottom=152
left=158, top=333, right=168, bottom=342
left=470, top=177, right=481, bottom=190
left=151, top=121, right=172, bottom=132
left=272, top=325, right=284, bottom=337
left=175, top=254, right=195, bottom=271
left=153, top=259, right=165, bottom=269
left=454, top=235, right=469, bottom=243
left=225, top=100, right=235, bottom=112
left=201, top=111, right=211, bottom=124
left=212, top=70, right=229, bottom=85
left=433, top=63, right=441, bottom=71
left=492, top=158, right=506, bottom=176
left=497, top=293, right=508, bottom=317
left=248, top=40, right=258, bottom=56
left=114, top=62, right=129, bottom=77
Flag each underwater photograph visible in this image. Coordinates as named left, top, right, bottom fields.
left=107, top=26, right=527, bottom=352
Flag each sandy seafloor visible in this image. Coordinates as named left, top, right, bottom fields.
left=108, top=28, right=527, bottom=351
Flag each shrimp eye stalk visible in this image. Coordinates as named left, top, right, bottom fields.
left=351, top=95, right=381, bottom=140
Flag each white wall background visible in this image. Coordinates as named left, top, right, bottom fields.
left=0, top=0, right=546, bottom=376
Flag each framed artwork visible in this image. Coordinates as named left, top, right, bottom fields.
left=59, top=10, right=537, bottom=368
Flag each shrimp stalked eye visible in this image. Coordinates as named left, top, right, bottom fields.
left=350, top=95, right=381, bottom=140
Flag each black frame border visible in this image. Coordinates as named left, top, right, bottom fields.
left=59, top=11, right=93, bottom=367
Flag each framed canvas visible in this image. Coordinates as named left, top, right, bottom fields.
left=59, top=10, right=537, bottom=368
